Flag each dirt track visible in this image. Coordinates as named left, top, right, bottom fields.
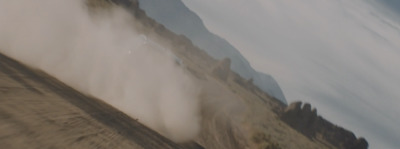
left=0, top=53, right=203, bottom=149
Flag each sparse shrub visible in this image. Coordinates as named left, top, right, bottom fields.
left=252, top=132, right=282, bottom=149
left=252, top=132, right=268, bottom=144
left=263, top=142, right=282, bottom=149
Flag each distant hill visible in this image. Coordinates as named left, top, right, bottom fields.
left=138, top=0, right=287, bottom=104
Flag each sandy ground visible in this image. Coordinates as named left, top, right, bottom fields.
left=0, top=53, right=203, bottom=149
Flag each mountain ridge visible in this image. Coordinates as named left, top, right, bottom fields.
left=137, top=0, right=287, bottom=104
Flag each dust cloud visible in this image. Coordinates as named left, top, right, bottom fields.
left=0, top=0, right=200, bottom=142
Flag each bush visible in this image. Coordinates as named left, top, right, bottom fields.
left=252, top=132, right=282, bottom=149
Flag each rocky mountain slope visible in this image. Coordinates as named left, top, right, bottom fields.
left=281, top=102, right=368, bottom=149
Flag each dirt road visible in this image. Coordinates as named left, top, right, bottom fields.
left=0, top=53, right=203, bottom=149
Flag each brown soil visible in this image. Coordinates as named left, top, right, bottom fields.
left=0, top=53, right=202, bottom=149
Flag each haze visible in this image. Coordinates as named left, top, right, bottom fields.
left=0, top=0, right=200, bottom=142
left=181, top=0, right=400, bottom=148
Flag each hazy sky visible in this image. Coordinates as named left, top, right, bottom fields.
left=181, top=0, right=400, bottom=148
left=380, top=0, right=400, bottom=14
